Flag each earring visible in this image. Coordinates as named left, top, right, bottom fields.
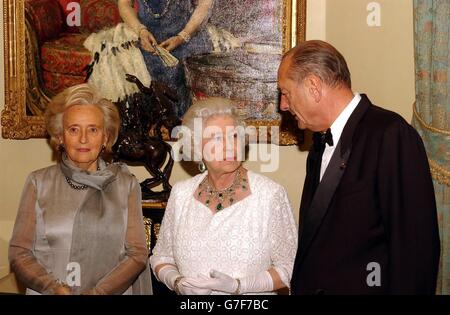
left=198, top=161, right=207, bottom=173
left=58, top=143, right=65, bottom=152
left=101, top=144, right=106, bottom=152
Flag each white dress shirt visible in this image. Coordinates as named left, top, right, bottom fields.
left=320, top=93, right=361, bottom=181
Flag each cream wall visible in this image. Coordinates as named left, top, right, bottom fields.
left=326, top=0, right=415, bottom=120
left=0, top=0, right=415, bottom=292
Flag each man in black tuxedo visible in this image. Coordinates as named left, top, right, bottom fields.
left=278, top=40, right=440, bottom=294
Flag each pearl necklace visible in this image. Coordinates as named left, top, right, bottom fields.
left=198, top=169, right=248, bottom=211
left=65, top=165, right=100, bottom=190
left=141, top=0, right=173, bottom=19
left=65, top=176, right=88, bottom=190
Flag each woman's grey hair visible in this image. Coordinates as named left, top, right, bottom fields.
left=180, top=97, right=246, bottom=161
left=45, top=83, right=120, bottom=156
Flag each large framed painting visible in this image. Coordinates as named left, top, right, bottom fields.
left=1, top=0, right=306, bottom=144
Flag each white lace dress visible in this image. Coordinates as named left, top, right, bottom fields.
left=150, top=171, right=298, bottom=294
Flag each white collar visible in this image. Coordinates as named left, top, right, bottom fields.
left=328, top=93, right=361, bottom=147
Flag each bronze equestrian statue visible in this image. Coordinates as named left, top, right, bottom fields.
left=113, top=74, right=181, bottom=201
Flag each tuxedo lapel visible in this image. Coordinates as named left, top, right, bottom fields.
left=297, top=140, right=351, bottom=263
left=298, top=146, right=323, bottom=225
left=295, top=94, right=372, bottom=266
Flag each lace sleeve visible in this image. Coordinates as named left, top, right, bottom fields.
left=8, top=174, right=60, bottom=294
left=90, top=177, right=148, bottom=295
left=269, top=186, right=298, bottom=288
left=149, top=184, right=179, bottom=274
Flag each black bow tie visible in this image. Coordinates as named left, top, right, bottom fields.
left=313, top=128, right=333, bottom=152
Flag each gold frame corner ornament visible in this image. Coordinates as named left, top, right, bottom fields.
left=1, top=0, right=306, bottom=144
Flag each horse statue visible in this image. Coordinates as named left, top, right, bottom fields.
left=113, top=74, right=181, bottom=201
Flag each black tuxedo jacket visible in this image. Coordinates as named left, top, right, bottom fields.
left=290, top=94, right=440, bottom=294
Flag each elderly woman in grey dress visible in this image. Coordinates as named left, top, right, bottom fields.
left=8, top=83, right=152, bottom=295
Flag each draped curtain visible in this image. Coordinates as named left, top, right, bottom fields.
left=413, top=0, right=449, bottom=295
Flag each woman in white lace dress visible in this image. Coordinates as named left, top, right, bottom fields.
left=150, top=97, right=297, bottom=295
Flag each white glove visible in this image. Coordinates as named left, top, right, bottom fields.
left=239, top=270, right=274, bottom=294
left=177, top=279, right=212, bottom=295
left=185, top=270, right=238, bottom=294
left=156, top=264, right=211, bottom=295
left=185, top=269, right=274, bottom=294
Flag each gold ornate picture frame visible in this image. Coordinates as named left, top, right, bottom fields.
left=1, top=0, right=306, bottom=144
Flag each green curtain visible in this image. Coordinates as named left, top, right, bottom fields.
left=413, top=0, right=449, bottom=295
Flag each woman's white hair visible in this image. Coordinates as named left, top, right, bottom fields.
left=182, top=97, right=244, bottom=130
left=180, top=97, right=246, bottom=161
